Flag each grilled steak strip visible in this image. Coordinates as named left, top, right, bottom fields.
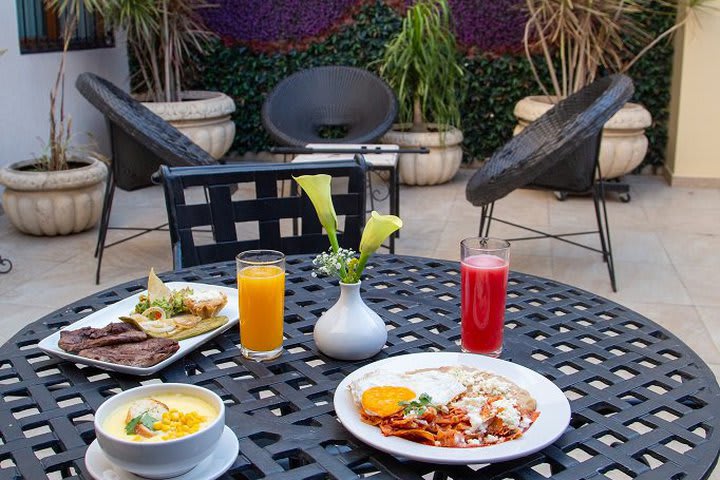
left=77, top=338, right=180, bottom=368
left=59, top=322, right=148, bottom=354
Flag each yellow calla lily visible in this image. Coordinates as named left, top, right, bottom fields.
left=293, top=174, right=339, bottom=252
left=346, top=211, right=403, bottom=282
left=360, top=211, right=403, bottom=255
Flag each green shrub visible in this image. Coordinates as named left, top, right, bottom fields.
left=190, top=0, right=673, bottom=168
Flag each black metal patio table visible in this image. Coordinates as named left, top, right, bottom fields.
left=0, top=254, right=718, bottom=480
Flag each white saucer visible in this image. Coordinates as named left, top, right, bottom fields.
left=85, top=426, right=238, bottom=480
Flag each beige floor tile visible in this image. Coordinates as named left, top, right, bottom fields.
left=643, top=205, right=720, bottom=235
left=551, top=257, right=692, bottom=306
left=698, top=307, right=720, bottom=353
left=549, top=195, right=651, bottom=230
left=628, top=175, right=720, bottom=209
left=435, top=220, right=553, bottom=258
left=623, top=302, right=720, bottom=364
left=551, top=229, right=671, bottom=264
left=660, top=231, right=720, bottom=271
left=0, top=226, right=96, bottom=263
left=0, top=257, right=66, bottom=296
left=394, top=217, right=449, bottom=255
left=673, top=264, right=720, bottom=307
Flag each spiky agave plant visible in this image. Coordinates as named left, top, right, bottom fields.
left=379, top=0, right=465, bottom=133
left=523, top=0, right=716, bottom=98
left=102, top=0, right=216, bottom=103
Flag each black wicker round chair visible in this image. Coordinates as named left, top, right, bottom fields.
left=76, top=73, right=215, bottom=190
left=76, top=73, right=220, bottom=284
left=261, top=66, right=398, bottom=146
left=466, top=74, right=635, bottom=292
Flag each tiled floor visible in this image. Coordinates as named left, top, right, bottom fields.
left=1, top=167, right=719, bottom=476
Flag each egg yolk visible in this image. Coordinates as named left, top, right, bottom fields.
left=361, top=386, right=416, bottom=417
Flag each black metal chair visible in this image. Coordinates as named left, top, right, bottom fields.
left=76, top=73, right=221, bottom=284
left=261, top=66, right=398, bottom=146
left=466, top=74, right=635, bottom=292
left=160, top=159, right=367, bottom=269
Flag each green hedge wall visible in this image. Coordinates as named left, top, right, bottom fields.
left=192, top=1, right=673, bottom=168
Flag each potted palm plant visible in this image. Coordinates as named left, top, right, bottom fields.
left=103, top=0, right=235, bottom=158
left=516, top=0, right=710, bottom=179
left=379, top=0, right=465, bottom=186
left=0, top=0, right=107, bottom=236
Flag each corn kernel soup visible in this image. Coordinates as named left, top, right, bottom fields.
left=103, top=393, right=217, bottom=442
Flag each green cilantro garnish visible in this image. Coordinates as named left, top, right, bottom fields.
left=125, top=412, right=158, bottom=435
left=398, top=393, right=435, bottom=416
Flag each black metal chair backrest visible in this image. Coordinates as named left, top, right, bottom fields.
left=262, top=66, right=398, bottom=147
left=160, top=159, right=367, bottom=269
left=466, top=74, right=634, bottom=206
left=76, top=73, right=216, bottom=190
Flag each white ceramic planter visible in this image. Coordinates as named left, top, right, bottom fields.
left=142, top=91, right=236, bottom=159
left=382, top=124, right=463, bottom=185
left=313, top=281, right=387, bottom=361
left=0, top=157, right=107, bottom=236
left=514, top=96, right=652, bottom=179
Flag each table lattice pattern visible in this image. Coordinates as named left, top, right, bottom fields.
left=0, top=255, right=718, bottom=480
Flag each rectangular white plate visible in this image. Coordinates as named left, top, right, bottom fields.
left=38, top=282, right=239, bottom=376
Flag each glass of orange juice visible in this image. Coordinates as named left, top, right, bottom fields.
left=236, top=250, right=285, bottom=361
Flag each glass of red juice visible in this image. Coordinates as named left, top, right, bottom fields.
left=460, top=237, right=510, bottom=357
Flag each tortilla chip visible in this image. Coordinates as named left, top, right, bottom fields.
left=147, top=268, right=171, bottom=302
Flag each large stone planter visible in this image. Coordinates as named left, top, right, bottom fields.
left=142, top=91, right=236, bottom=159
left=382, top=124, right=463, bottom=185
left=514, top=96, right=652, bottom=179
left=0, top=158, right=106, bottom=236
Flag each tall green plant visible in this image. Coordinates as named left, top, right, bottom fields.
left=379, top=0, right=465, bottom=131
left=523, top=0, right=715, bottom=98
left=102, top=0, right=216, bottom=102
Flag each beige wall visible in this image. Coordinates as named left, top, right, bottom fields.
left=665, top=1, right=720, bottom=186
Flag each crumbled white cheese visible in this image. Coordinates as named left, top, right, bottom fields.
left=491, top=398, right=521, bottom=429
left=451, top=394, right=489, bottom=433
left=467, top=438, right=481, bottom=446
left=188, top=290, right=224, bottom=302
left=485, top=435, right=499, bottom=443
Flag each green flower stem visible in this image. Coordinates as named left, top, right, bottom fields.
left=328, top=229, right=340, bottom=253
left=352, top=252, right=371, bottom=283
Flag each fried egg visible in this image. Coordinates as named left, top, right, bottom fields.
left=350, top=369, right=466, bottom=417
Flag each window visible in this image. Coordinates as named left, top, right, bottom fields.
left=16, top=0, right=114, bottom=54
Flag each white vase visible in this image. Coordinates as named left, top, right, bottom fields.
left=313, top=281, right=387, bottom=361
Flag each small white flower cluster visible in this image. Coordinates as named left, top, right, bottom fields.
left=311, top=248, right=358, bottom=281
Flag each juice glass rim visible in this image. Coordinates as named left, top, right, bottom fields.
left=460, top=237, right=510, bottom=254
left=236, top=249, right=285, bottom=266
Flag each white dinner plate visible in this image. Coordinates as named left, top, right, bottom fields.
left=39, top=282, right=238, bottom=376
left=334, top=352, right=571, bottom=465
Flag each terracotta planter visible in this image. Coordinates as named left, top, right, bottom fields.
left=382, top=124, right=463, bottom=185
left=142, top=91, right=236, bottom=159
left=514, top=96, right=652, bottom=179
left=0, top=157, right=107, bottom=236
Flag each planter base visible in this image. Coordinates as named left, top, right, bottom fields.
left=142, top=91, right=236, bottom=159
left=0, top=158, right=107, bottom=236
left=382, top=125, right=463, bottom=185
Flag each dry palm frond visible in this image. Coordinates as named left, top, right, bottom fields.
left=104, top=0, right=216, bottom=102
left=524, top=0, right=715, bottom=97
